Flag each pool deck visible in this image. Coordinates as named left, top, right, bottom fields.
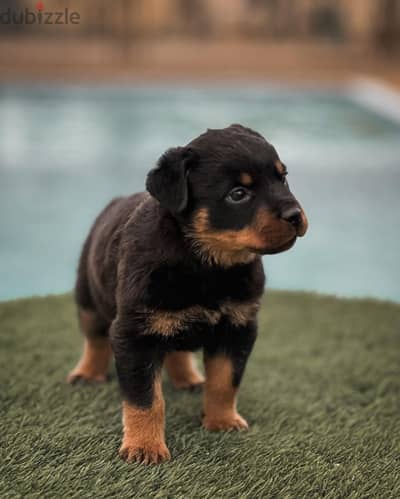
left=0, top=38, right=400, bottom=90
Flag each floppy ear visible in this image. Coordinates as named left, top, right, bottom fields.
left=146, top=147, right=195, bottom=214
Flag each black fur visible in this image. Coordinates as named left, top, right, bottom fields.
left=74, top=124, right=308, bottom=410
left=204, top=318, right=258, bottom=388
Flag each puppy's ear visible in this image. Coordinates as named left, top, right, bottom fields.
left=146, top=147, right=196, bottom=214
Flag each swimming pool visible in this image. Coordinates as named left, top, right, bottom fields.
left=0, top=81, right=399, bottom=302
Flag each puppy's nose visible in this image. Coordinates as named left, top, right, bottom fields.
left=281, top=206, right=302, bottom=228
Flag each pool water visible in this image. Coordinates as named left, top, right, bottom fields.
left=0, top=83, right=399, bottom=302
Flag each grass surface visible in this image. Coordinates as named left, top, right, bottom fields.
left=0, top=291, right=399, bottom=498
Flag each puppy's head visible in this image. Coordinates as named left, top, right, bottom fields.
left=147, top=124, right=308, bottom=266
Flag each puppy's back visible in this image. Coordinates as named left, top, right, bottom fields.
left=76, top=192, right=149, bottom=320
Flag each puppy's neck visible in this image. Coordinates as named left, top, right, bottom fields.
left=189, top=240, right=257, bottom=268
left=181, top=227, right=256, bottom=269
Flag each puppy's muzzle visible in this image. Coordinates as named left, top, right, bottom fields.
left=280, top=205, right=308, bottom=237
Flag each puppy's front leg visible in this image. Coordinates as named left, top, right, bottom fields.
left=110, top=318, right=170, bottom=464
left=202, top=321, right=257, bottom=431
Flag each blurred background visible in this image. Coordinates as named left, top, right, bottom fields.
left=0, top=0, right=399, bottom=302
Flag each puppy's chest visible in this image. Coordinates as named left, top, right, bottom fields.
left=146, top=261, right=264, bottom=307
left=143, top=261, right=265, bottom=335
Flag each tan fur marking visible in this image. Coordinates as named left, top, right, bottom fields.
left=275, top=160, right=286, bottom=176
left=164, top=352, right=205, bottom=389
left=146, top=300, right=259, bottom=336
left=67, top=338, right=112, bottom=383
left=148, top=306, right=221, bottom=336
left=220, top=300, right=260, bottom=326
left=240, top=173, right=253, bottom=186
left=188, top=208, right=296, bottom=266
left=202, top=355, right=248, bottom=431
left=67, top=309, right=112, bottom=383
left=119, top=375, right=170, bottom=464
left=149, top=312, right=183, bottom=336
left=187, top=208, right=258, bottom=267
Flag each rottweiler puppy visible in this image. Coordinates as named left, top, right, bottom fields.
left=67, top=124, right=308, bottom=464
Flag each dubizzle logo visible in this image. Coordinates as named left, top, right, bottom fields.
left=0, top=2, right=80, bottom=25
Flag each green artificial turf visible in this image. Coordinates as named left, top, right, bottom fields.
left=0, top=291, right=399, bottom=498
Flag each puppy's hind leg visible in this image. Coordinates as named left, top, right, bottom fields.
left=164, top=351, right=205, bottom=390
left=67, top=307, right=112, bottom=384
left=67, top=231, right=112, bottom=384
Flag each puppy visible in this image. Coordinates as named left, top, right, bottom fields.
left=67, top=124, right=308, bottom=464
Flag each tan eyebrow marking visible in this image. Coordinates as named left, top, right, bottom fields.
left=275, top=160, right=287, bottom=176
left=240, top=173, right=253, bottom=186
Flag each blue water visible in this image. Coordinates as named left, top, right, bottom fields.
left=0, top=83, right=399, bottom=302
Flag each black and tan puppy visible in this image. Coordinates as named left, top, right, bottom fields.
left=67, top=124, right=308, bottom=464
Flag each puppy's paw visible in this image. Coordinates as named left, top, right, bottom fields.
left=66, top=369, right=109, bottom=384
left=202, top=412, right=249, bottom=432
left=119, top=440, right=171, bottom=465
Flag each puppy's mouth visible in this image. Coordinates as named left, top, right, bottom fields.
left=253, top=236, right=297, bottom=255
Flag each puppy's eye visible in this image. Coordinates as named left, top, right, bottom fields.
left=226, top=187, right=252, bottom=204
